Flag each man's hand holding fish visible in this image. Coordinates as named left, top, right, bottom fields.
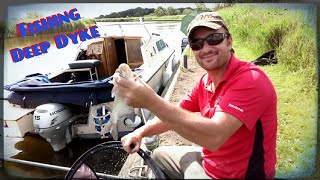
left=113, top=73, right=156, bottom=109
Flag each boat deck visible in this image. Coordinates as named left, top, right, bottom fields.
left=3, top=100, right=35, bottom=138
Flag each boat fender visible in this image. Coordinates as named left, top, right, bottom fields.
left=124, top=115, right=142, bottom=128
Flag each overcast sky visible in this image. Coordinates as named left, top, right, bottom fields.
left=8, top=3, right=217, bottom=20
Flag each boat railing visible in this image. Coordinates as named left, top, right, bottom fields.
left=96, top=22, right=158, bottom=43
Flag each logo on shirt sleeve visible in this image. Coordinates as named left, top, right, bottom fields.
left=215, top=96, right=223, bottom=106
left=228, top=103, right=244, bottom=113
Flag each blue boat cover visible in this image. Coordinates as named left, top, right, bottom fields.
left=4, top=74, right=114, bottom=108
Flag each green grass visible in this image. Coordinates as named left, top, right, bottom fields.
left=220, top=5, right=316, bottom=88
left=235, top=43, right=317, bottom=179
left=163, top=7, right=317, bottom=177
left=262, top=65, right=317, bottom=178
left=218, top=4, right=317, bottom=178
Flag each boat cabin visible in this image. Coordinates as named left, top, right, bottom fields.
left=49, top=36, right=145, bottom=83
left=84, top=36, right=144, bottom=77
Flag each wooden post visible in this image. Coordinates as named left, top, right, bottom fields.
left=183, top=55, right=187, bottom=69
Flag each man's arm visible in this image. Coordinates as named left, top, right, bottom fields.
left=135, top=116, right=171, bottom=137
left=147, top=95, right=243, bottom=151
left=121, top=112, right=171, bottom=153
left=116, top=77, right=243, bottom=151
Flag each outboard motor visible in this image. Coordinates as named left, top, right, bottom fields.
left=33, top=103, right=75, bottom=151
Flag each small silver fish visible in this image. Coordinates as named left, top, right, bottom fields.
left=101, top=63, right=136, bottom=140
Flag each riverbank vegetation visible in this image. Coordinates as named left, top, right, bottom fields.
left=218, top=4, right=316, bottom=178
left=95, top=15, right=185, bottom=22
left=183, top=3, right=317, bottom=179
left=95, top=6, right=194, bottom=20
left=95, top=7, right=189, bottom=22
left=94, top=3, right=232, bottom=22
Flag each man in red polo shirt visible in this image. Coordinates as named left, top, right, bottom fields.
left=118, top=11, right=277, bottom=179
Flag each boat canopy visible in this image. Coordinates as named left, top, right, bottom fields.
left=4, top=74, right=114, bottom=108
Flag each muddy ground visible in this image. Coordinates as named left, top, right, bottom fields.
left=158, top=56, right=206, bottom=146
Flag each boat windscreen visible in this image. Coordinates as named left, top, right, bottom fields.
left=97, top=23, right=152, bottom=40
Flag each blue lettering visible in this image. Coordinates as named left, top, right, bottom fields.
left=54, top=34, right=69, bottom=49
left=32, top=20, right=43, bottom=34
left=67, top=31, right=79, bottom=44
left=10, top=48, right=24, bottom=62
left=89, top=25, right=101, bottom=38
left=69, top=8, right=81, bottom=21
left=27, top=23, right=36, bottom=35
left=52, top=15, right=62, bottom=27
left=58, top=11, right=71, bottom=24
left=39, top=41, right=50, bottom=54
left=41, top=17, right=55, bottom=31
left=16, top=22, right=27, bottom=37
left=31, top=44, right=41, bottom=56
left=23, top=46, right=34, bottom=59
left=79, top=28, right=93, bottom=42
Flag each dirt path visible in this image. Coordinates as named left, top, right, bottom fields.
left=159, top=56, right=206, bottom=146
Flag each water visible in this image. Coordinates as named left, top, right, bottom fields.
left=4, top=133, right=128, bottom=178
left=3, top=21, right=185, bottom=178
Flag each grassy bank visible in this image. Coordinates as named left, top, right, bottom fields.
left=218, top=4, right=317, bottom=178
left=185, top=4, right=317, bottom=178
left=5, top=18, right=96, bottom=38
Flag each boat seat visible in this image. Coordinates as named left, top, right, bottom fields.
left=68, top=59, right=101, bottom=81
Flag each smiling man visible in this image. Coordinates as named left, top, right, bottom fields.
left=118, top=11, right=277, bottom=179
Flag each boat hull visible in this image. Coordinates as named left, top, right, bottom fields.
left=3, top=28, right=178, bottom=151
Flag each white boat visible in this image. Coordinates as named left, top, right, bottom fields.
left=3, top=22, right=179, bottom=151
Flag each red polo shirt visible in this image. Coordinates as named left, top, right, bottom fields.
left=180, top=54, right=277, bottom=179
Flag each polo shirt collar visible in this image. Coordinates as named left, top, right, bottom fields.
left=220, top=54, right=241, bottom=83
left=204, top=54, right=241, bottom=90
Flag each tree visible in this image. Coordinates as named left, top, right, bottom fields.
left=98, top=15, right=105, bottom=19
left=154, top=6, right=166, bottom=16
left=134, top=11, right=143, bottom=17
left=26, top=12, right=42, bottom=20
left=212, top=3, right=235, bottom=11
left=165, top=6, right=177, bottom=15
left=195, top=2, right=210, bottom=11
